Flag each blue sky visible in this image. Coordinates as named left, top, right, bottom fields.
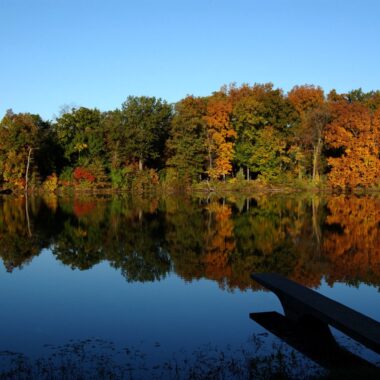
left=1, top=0, right=379, bottom=120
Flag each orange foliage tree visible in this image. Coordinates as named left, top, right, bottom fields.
left=202, top=202, right=235, bottom=286
left=288, top=85, right=325, bottom=117
left=324, top=102, right=380, bottom=189
left=204, top=94, right=236, bottom=180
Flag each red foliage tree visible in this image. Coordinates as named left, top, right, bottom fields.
left=73, top=167, right=96, bottom=183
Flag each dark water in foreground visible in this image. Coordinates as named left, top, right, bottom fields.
left=0, top=193, right=379, bottom=377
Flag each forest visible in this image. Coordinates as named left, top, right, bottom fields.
left=1, top=83, right=379, bottom=193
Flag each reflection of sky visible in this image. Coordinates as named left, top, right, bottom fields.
left=317, top=280, right=380, bottom=365
left=1, top=249, right=379, bottom=366
left=317, top=280, right=380, bottom=322
left=0, top=249, right=278, bottom=358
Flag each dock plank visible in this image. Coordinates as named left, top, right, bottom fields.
left=251, top=273, right=380, bottom=355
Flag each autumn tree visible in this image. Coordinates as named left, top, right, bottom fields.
left=0, top=110, right=50, bottom=189
left=343, top=88, right=380, bottom=110
left=324, top=101, right=380, bottom=189
left=204, top=93, right=236, bottom=180
left=288, top=85, right=324, bottom=117
left=371, top=106, right=380, bottom=180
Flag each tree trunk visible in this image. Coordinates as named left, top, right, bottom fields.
left=139, top=157, right=143, bottom=171
left=25, top=146, right=33, bottom=194
left=247, top=167, right=250, bottom=181
left=312, top=137, right=322, bottom=183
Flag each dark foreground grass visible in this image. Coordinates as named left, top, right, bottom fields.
left=0, top=336, right=378, bottom=380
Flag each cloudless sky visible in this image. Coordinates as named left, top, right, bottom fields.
left=1, top=0, right=379, bottom=120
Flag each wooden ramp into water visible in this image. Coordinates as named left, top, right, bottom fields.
left=250, top=273, right=380, bottom=356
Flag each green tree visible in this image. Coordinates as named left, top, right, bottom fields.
left=166, top=96, right=207, bottom=181
left=121, top=96, right=172, bottom=171
left=55, top=107, right=105, bottom=169
left=288, top=85, right=326, bottom=180
left=301, top=105, right=331, bottom=182
left=249, top=127, right=289, bottom=181
left=230, top=84, right=296, bottom=180
left=232, top=95, right=266, bottom=179
left=102, top=109, right=126, bottom=170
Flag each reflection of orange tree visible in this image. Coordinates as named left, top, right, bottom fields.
left=202, top=202, right=235, bottom=286
left=166, top=195, right=328, bottom=291
left=323, top=195, right=380, bottom=286
left=3, top=193, right=380, bottom=292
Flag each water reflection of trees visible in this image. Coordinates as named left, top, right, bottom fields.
left=0, top=193, right=379, bottom=290
left=0, top=196, right=60, bottom=272
left=323, top=195, right=380, bottom=287
left=54, top=196, right=171, bottom=281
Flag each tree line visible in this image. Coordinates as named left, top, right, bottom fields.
left=1, top=83, right=379, bottom=192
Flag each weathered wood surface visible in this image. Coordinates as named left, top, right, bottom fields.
left=251, top=273, right=380, bottom=355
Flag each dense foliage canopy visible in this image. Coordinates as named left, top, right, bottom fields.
left=1, top=85, right=379, bottom=192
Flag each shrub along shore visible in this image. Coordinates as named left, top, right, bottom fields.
left=1, top=83, right=379, bottom=195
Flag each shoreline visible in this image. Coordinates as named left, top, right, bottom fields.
left=1, top=180, right=379, bottom=197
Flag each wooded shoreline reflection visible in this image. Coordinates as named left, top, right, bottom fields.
left=0, top=194, right=379, bottom=290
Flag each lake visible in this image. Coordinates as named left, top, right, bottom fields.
left=0, top=193, right=379, bottom=378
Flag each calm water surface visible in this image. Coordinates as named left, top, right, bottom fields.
left=0, top=193, right=379, bottom=374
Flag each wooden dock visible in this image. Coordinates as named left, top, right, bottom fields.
left=251, top=273, right=380, bottom=356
